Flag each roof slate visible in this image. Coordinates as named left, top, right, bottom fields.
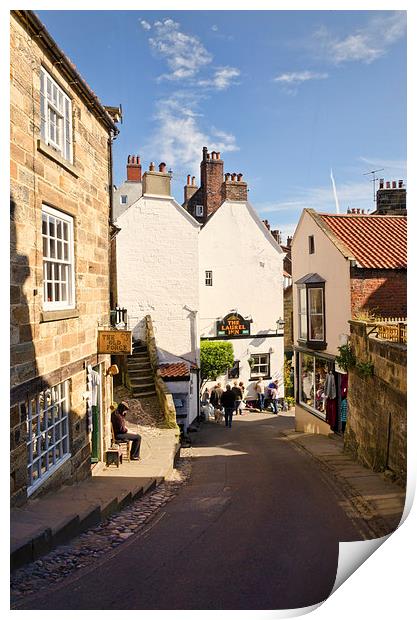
left=318, top=214, right=407, bottom=269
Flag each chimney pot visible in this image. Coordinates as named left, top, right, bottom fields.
left=149, top=162, right=155, bottom=171
left=231, top=173, right=237, bottom=181
left=237, top=173, right=243, bottom=181
left=386, top=181, right=391, bottom=189
left=187, top=174, right=191, bottom=185
left=159, top=162, right=166, bottom=173
left=399, top=179, right=403, bottom=188
left=211, top=151, right=216, bottom=159
left=379, top=179, right=384, bottom=189
left=192, top=176, right=196, bottom=186
left=126, top=154, right=142, bottom=181
left=392, top=181, right=397, bottom=189
left=225, top=173, right=231, bottom=181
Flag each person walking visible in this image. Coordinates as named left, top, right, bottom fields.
left=111, top=401, right=141, bottom=460
left=239, top=381, right=246, bottom=413
left=209, top=383, right=222, bottom=409
left=255, top=377, right=265, bottom=411
left=270, top=381, right=279, bottom=414
left=221, top=384, right=236, bottom=428
left=231, top=380, right=243, bottom=415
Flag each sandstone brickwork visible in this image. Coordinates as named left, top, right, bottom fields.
left=10, top=12, right=118, bottom=506
left=344, top=321, right=406, bottom=486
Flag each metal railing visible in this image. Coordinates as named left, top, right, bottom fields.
left=109, top=306, right=128, bottom=329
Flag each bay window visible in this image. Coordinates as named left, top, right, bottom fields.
left=296, top=273, right=326, bottom=349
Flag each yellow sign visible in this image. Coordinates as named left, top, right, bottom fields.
left=97, top=330, right=132, bottom=354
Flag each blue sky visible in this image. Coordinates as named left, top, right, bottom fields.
left=37, top=9, right=406, bottom=240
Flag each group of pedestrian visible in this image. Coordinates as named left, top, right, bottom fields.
left=255, top=377, right=280, bottom=414
left=202, top=381, right=246, bottom=428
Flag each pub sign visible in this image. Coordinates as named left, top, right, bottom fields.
left=97, top=330, right=132, bottom=354
left=216, top=313, right=251, bottom=337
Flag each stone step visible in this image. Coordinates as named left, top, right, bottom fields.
left=128, top=359, right=151, bottom=366
left=129, top=370, right=153, bottom=378
left=130, top=375, right=155, bottom=387
left=132, top=389, right=156, bottom=398
left=132, top=346, right=148, bottom=354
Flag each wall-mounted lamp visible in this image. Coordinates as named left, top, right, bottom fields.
left=106, top=364, right=119, bottom=376
left=276, top=317, right=285, bottom=334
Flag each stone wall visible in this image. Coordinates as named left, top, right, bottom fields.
left=283, top=285, right=293, bottom=352
left=10, top=13, right=114, bottom=505
left=344, top=320, right=406, bottom=486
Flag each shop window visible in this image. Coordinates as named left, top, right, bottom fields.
left=228, top=360, right=240, bottom=379
left=298, top=353, right=332, bottom=418
left=42, top=205, right=75, bottom=310
left=22, top=380, right=71, bottom=495
left=250, top=353, right=270, bottom=379
left=40, top=67, right=73, bottom=162
left=296, top=273, right=326, bottom=349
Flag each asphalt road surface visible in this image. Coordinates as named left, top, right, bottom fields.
left=22, top=412, right=361, bottom=610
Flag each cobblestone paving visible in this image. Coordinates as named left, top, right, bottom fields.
left=10, top=449, right=192, bottom=606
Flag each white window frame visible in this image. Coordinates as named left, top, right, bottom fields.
left=298, top=287, right=308, bottom=340
left=40, top=66, right=73, bottom=163
left=308, top=287, right=324, bottom=342
left=205, top=270, right=213, bottom=286
left=250, top=353, right=271, bottom=379
left=42, top=204, right=75, bottom=311
left=22, top=380, right=71, bottom=496
left=195, top=205, right=204, bottom=217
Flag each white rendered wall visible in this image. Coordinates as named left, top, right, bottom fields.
left=116, top=195, right=200, bottom=363
left=199, top=200, right=285, bottom=399
left=292, top=211, right=351, bottom=355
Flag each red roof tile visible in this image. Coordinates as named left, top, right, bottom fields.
left=319, top=214, right=407, bottom=269
left=159, top=362, right=190, bottom=379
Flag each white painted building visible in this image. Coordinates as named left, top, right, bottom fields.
left=199, top=199, right=285, bottom=401
left=115, top=162, right=201, bottom=430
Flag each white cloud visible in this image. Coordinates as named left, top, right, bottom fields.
left=313, top=11, right=406, bottom=65
left=274, top=70, right=328, bottom=85
left=145, top=95, right=238, bottom=178
left=199, top=66, right=241, bottom=90
left=256, top=180, right=382, bottom=221
left=148, top=18, right=212, bottom=81
left=139, top=19, right=151, bottom=31
left=211, top=25, right=218, bottom=32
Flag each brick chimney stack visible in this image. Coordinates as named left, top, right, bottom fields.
left=200, top=146, right=224, bottom=217
left=126, top=155, right=142, bottom=182
left=184, top=174, right=198, bottom=204
left=221, top=171, right=248, bottom=203
left=375, top=179, right=407, bottom=215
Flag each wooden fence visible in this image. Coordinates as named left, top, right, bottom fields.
left=372, top=318, right=407, bottom=344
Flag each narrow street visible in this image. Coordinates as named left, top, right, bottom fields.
left=19, top=412, right=361, bottom=611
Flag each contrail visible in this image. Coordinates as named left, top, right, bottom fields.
left=330, top=168, right=340, bottom=214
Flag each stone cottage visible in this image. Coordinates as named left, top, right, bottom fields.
left=10, top=10, right=121, bottom=505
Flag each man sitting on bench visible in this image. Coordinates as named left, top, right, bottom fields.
left=111, top=401, right=141, bottom=460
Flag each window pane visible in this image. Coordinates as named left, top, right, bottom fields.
left=314, top=359, right=328, bottom=414
left=47, top=282, right=53, bottom=302
left=57, top=241, right=62, bottom=260
left=49, top=238, right=55, bottom=258
left=63, top=242, right=68, bottom=260
left=308, top=288, right=324, bottom=341
left=310, top=315, right=324, bottom=341
left=43, top=237, right=48, bottom=257
left=300, top=353, right=315, bottom=407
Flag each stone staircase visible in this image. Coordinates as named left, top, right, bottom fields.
left=127, top=340, right=156, bottom=398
